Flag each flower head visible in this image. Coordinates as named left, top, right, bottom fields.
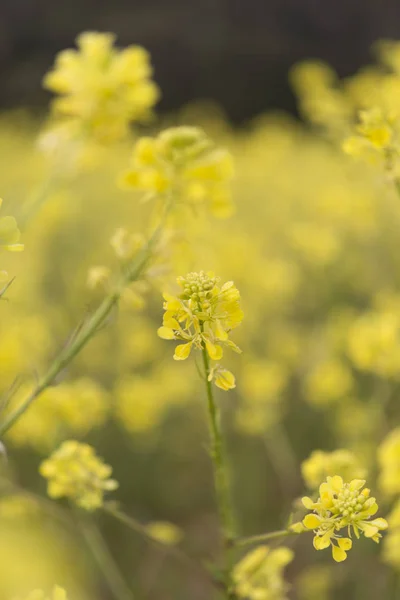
left=40, top=440, right=118, bottom=510
left=343, top=107, right=400, bottom=174
left=232, top=545, right=294, bottom=600
left=378, top=427, right=400, bottom=496
left=301, top=449, right=367, bottom=490
left=302, top=476, right=388, bottom=561
left=43, top=31, right=159, bottom=144
left=158, top=271, right=243, bottom=389
left=120, top=126, right=234, bottom=218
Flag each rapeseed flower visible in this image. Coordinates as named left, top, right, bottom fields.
left=43, top=31, right=159, bottom=144
left=120, top=126, right=234, bottom=218
left=158, top=271, right=243, bottom=389
left=302, top=476, right=387, bottom=561
left=378, top=427, right=400, bottom=496
left=232, top=545, right=294, bottom=600
left=40, top=440, right=118, bottom=510
left=301, top=450, right=367, bottom=490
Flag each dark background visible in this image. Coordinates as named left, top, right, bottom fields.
left=1, top=0, right=400, bottom=123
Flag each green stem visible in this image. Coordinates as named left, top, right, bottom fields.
left=234, top=529, right=296, bottom=548
left=79, top=514, right=133, bottom=600
left=201, top=346, right=236, bottom=588
left=0, top=215, right=165, bottom=438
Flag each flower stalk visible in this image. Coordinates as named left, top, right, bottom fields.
left=201, top=344, right=236, bottom=586
left=0, top=209, right=167, bottom=438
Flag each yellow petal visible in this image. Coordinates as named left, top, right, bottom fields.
left=205, top=341, right=223, bottom=360
left=337, top=537, right=352, bottom=551
left=302, top=496, right=315, bottom=510
left=370, top=518, right=388, bottom=530
left=362, top=524, right=379, bottom=538
left=157, top=326, right=176, bottom=340
left=349, top=479, right=366, bottom=491
left=313, top=534, right=331, bottom=550
left=214, top=369, right=236, bottom=391
left=303, top=514, right=321, bottom=529
left=174, top=343, right=192, bottom=360
left=332, top=544, right=347, bottom=562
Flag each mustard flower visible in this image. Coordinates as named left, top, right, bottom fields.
left=232, top=545, right=294, bottom=600
left=304, top=359, right=354, bottom=406
left=378, top=427, right=400, bottom=496
left=119, top=126, right=234, bottom=218
left=40, top=440, right=118, bottom=510
left=14, top=588, right=67, bottom=600
left=7, top=378, right=108, bottom=452
left=301, top=449, right=367, bottom=490
left=382, top=500, right=400, bottom=569
left=158, top=271, right=243, bottom=389
left=343, top=107, right=400, bottom=173
left=43, top=31, right=159, bottom=144
left=302, top=476, right=388, bottom=562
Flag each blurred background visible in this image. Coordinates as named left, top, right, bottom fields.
left=1, top=0, right=400, bottom=121
left=1, top=2, right=400, bottom=600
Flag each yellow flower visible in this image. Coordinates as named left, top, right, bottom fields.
left=6, top=378, right=108, bottom=452
left=378, top=427, right=400, bottom=496
left=304, top=359, right=354, bottom=406
left=119, top=126, right=234, bottom=218
left=232, top=545, right=294, bottom=600
left=43, top=31, right=159, bottom=144
left=301, top=449, right=367, bottom=490
left=343, top=107, right=400, bottom=173
left=382, top=500, right=400, bottom=569
left=208, top=365, right=236, bottom=391
left=158, top=271, right=243, bottom=389
left=302, top=476, right=388, bottom=561
left=40, top=440, right=118, bottom=510
left=347, top=309, right=400, bottom=378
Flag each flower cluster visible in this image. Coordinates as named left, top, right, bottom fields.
left=6, top=378, right=108, bottom=452
left=382, top=499, right=400, bottom=569
left=120, top=126, right=234, bottom=218
left=40, top=440, right=118, bottom=510
left=378, top=427, right=400, bottom=496
left=302, top=476, right=388, bottom=561
left=43, top=31, right=159, bottom=144
left=343, top=107, right=400, bottom=173
left=301, top=449, right=367, bottom=490
left=232, top=545, right=294, bottom=600
left=158, top=271, right=243, bottom=389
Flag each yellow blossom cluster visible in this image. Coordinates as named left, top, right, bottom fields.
left=301, top=449, right=367, bottom=490
left=158, top=270, right=243, bottom=389
left=5, top=378, right=108, bottom=452
left=40, top=440, right=118, bottom=510
left=302, top=476, right=388, bottom=561
left=120, top=126, right=234, bottom=218
left=232, top=545, right=294, bottom=600
left=43, top=32, right=159, bottom=145
left=378, top=427, right=400, bottom=496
